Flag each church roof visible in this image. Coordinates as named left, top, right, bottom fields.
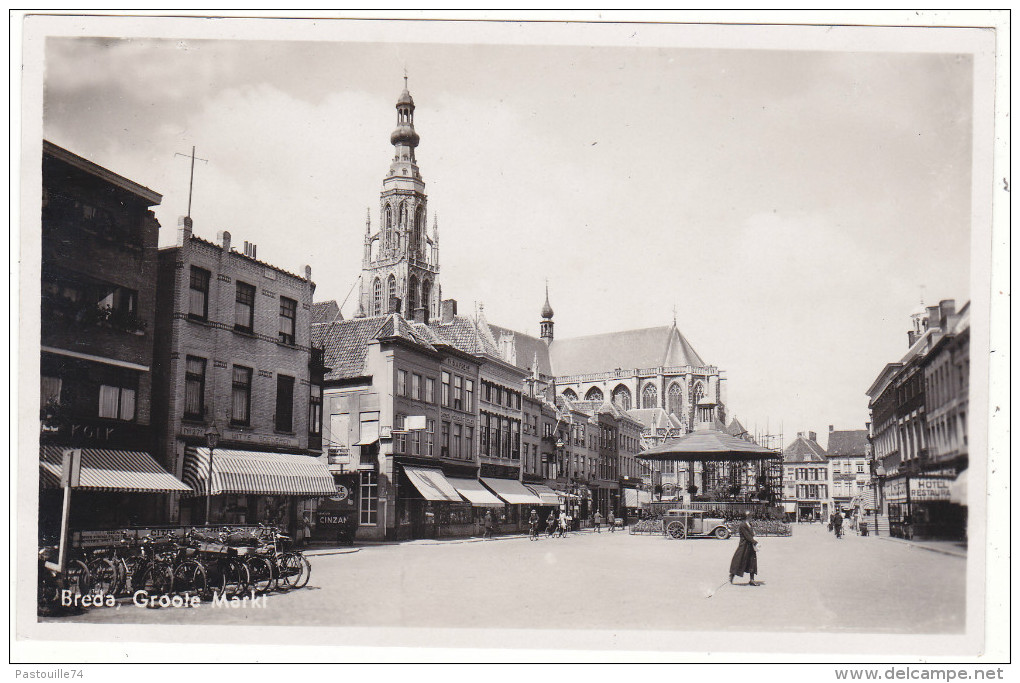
left=826, top=429, right=869, bottom=457
left=311, top=300, right=342, bottom=326
left=626, top=408, right=684, bottom=431
left=726, top=417, right=749, bottom=438
left=549, top=325, right=707, bottom=377
left=783, top=435, right=828, bottom=463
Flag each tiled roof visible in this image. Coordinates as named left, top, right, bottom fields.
left=315, top=315, right=390, bottom=381
left=375, top=313, right=438, bottom=352
left=783, top=436, right=828, bottom=463
left=311, top=300, right=341, bottom=326
left=626, top=408, right=683, bottom=431
left=826, top=430, right=869, bottom=457
left=549, top=324, right=707, bottom=377
left=726, top=417, right=749, bottom=438
left=487, top=324, right=553, bottom=376
left=430, top=315, right=500, bottom=357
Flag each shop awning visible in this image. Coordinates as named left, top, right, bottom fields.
left=783, top=502, right=797, bottom=513
left=949, top=469, right=968, bottom=506
left=526, top=484, right=562, bottom=506
left=39, top=446, right=191, bottom=493
left=355, top=421, right=379, bottom=446
left=623, top=488, right=639, bottom=508
left=403, top=466, right=464, bottom=502
left=481, top=477, right=544, bottom=506
left=183, top=447, right=336, bottom=497
left=447, top=477, right=504, bottom=507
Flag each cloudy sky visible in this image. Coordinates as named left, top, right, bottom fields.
left=38, top=19, right=979, bottom=446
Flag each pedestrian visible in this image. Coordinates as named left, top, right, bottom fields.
left=528, top=508, right=539, bottom=541
left=728, top=510, right=760, bottom=586
left=833, top=510, right=844, bottom=539
left=546, top=512, right=558, bottom=537
left=484, top=509, right=494, bottom=539
left=299, top=511, right=313, bottom=548
left=594, top=510, right=602, bottom=533
left=608, top=510, right=616, bottom=533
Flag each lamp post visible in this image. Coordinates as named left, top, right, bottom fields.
left=874, top=465, right=886, bottom=537
left=204, top=423, right=220, bottom=526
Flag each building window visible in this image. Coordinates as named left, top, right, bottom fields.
left=394, top=414, right=406, bottom=453
left=465, top=379, right=474, bottom=412
left=372, top=278, right=382, bottom=316
left=426, top=419, right=435, bottom=456
left=397, top=370, right=408, bottom=397
left=642, top=383, right=658, bottom=409
left=441, top=421, right=450, bottom=458
left=234, top=281, right=255, bottom=333
left=412, top=423, right=421, bottom=455
left=453, top=423, right=462, bottom=459
left=99, top=384, right=135, bottom=421
left=465, top=426, right=474, bottom=459
left=412, top=373, right=422, bottom=401
left=309, top=384, right=322, bottom=436
left=231, top=365, right=253, bottom=425
left=189, top=267, right=210, bottom=321
left=359, top=471, right=378, bottom=525
left=441, top=371, right=451, bottom=407
left=275, top=374, right=295, bottom=432
left=425, top=377, right=435, bottom=404
left=279, top=296, right=297, bottom=345
left=387, top=275, right=397, bottom=312
left=184, top=356, right=207, bottom=419
left=453, top=375, right=463, bottom=410
left=480, top=417, right=489, bottom=456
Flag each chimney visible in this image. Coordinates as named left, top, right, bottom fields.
left=177, top=215, right=193, bottom=246
left=441, top=299, right=457, bottom=324
left=808, top=431, right=817, bottom=443
left=907, top=330, right=917, bottom=347
left=217, top=230, right=231, bottom=252
left=413, top=307, right=425, bottom=324
left=829, top=425, right=834, bottom=432
left=797, top=431, right=805, bottom=439
left=926, top=305, right=940, bottom=331
left=304, top=265, right=312, bottom=281
left=243, top=241, right=258, bottom=260
left=939, top=299, right=956, bottom=329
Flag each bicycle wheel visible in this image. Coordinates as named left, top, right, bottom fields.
left=222, top=557, right=250, bottom=598
left=173, top=560, right=208, bottom=597
left=245, top=556, right=275, bottom=594
left=289, top=553, right=311, bottom=589
left=87, top=558, right=118, bottom=596
left=66, top=559, right=92, bottom=597
left=138, top=562, right=174, bottom=595
left=275, top=553, right=301, bottom=590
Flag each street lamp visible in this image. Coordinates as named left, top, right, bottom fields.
left=204, top=422, right=220, bottom=526
left=874, top=464, right=886, bottom=537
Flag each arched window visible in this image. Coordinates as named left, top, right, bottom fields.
left=408, top=275, right=419, bottom=317
left=611, top=385, right=632, bottom=411
left=641, top=383, right=658, bottom=409
left=414, top=206, right=425, bottom=257
left=561, top=388, right=578, bottom=402
left=667, top=382, right=684, bottom=417
left=421, top=279, right=432, bottom=323
left=584, top=386, right=603, bottom=403
left=384, top=206, right=393, bottom=249
left=692, top=381, right=705, bottom=406
left=372, top=277, right=382, bottom=316
left=387, top=275, right=397, bottom=313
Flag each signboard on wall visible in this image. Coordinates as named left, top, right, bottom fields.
left=884, top=476, right=953, bottom=503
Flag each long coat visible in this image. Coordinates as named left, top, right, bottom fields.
left=729, top=520, right=758, bottom=577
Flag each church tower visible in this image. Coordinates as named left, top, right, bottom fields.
left=358, top=79, right=440, bottom=322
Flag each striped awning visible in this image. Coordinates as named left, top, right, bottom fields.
left=526, top=484, right=562, bottom=506
left=183, top=447, right=336, bottom=497
left=39, top=446, right=191, bottom=493
left=481, top=477, right=544, bottom=506
left=403, top=466, right=464, bottom=502
left=447, top=477, right=504, bottom=507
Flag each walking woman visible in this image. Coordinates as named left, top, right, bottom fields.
left=729, top=511, right=760, bottom=586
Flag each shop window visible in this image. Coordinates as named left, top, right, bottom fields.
left=99, top=384, right=135, bottom=421
left=189, top=266, right=210, bottom=321
left=184, top=356, right=207, bottom=420
left=279, top=297, right=297, bottom=345
left=359, top=471, right=378, bottom=525
left=234, top=281, right=255, bottom=333
left=231, top=365, right=253, bottom=426
left=40, top=376, right=62, bottom=408
left=275, top=374, right=295, bottom=432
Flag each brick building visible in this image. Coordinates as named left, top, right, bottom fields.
left=152, top=220, right=332, bottom=530
left=782, top=431, right=830, bottom=522
left=825, top=426, right=871, bottom=514
left=39, top=141, right=189, bottom=536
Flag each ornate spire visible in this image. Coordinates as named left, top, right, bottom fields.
left=540, top=281, right=554, bottom=344
left=541, top=280, right=554, bottom=319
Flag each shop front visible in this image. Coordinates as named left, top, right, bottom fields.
left=397, top=465, right=466, bottom=540
left=180, top=446, right=336, bottom=539
left=480, top=477, right=544, bottom=533
left=883, top=472, right=965, bottom=540
left=38, top=445, right=192, bottom=542
left=622, top=487, right=651, bottom=525
left=447, top=477, right=504, bottom=536
left=525, top=483, right=562, bottom=524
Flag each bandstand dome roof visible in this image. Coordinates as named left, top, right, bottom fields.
left=637, top=428, right=779, bottom=462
